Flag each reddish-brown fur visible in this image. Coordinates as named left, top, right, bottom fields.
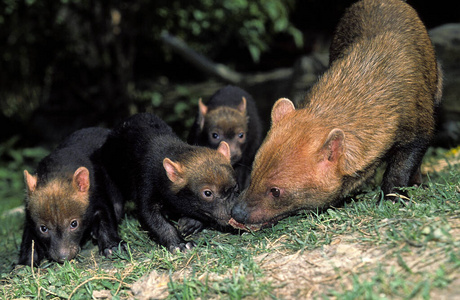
left=231, top=0, right=442, bottom=228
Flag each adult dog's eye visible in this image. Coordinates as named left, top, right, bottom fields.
left=270, top=188, right=281, bottom=198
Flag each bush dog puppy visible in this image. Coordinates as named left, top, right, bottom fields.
left=101, top=113, right=237, bottom=252
left=19, top=128, right=124, bottom=266
left=188, top=85, right=263, bottom=189
left=231, top=0, right=442, bottom=230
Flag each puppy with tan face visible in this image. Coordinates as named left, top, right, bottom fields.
left=101, top=113, right=238, bottom=252
left=188, top=85, right=263, bottom=189
left=19, top=128, right=124, bottom=266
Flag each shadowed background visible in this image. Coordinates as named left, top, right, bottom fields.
left=1, top=0, right=459, bottom=149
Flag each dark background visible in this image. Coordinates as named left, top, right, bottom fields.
left=0, top=0, right=458, bottom=149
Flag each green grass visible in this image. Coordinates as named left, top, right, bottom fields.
left=1, top=145, right=459, bottom=299
left=0, top=137, right=49, bottom=271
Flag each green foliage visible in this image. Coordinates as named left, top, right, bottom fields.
left=1, top=0, right=303, bottom=133
left=0, top=137, right=49, bottom=210
left=129, top=83, right=200, bottom=139
left=0, top=137, right=48, bottom=271
left=157, top=0, right=302, bottom=62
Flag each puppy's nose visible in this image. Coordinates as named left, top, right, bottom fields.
left=231, top=203, right=248, bottom=224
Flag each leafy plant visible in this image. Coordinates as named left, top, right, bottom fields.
left=156, top=0, right=303, bottom=62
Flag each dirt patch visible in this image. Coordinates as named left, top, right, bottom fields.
left=131, top=270, right=173, bottom=300
left=422, top=147, right=460, bottom=174
left=130, top=217, right=460, bottom=299
left=255, top=217, right=460, bottom=299
left=254, top=237, right=386, bottom=298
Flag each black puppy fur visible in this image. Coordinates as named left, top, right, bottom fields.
left=101, top=113, right=238, bottom=252
left=188, top=85, right=263, bottom=189
left=19, top=128, right=124, bottom=266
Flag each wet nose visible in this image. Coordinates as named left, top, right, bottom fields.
left=231, top=202, right=248, bottom=224
left=53, top=246, right=79, bottom=263
left=52, top=250, right=69, bottom=263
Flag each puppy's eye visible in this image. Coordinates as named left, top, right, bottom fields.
left=40, top=225, right=48, bottom=233
left=203, top=190, right=213, bottom=198
left=270, top=188, right=281, bottom=198
left=70, top=220, right=78, bottom=229
left=212, top=133, right=219, bottom=139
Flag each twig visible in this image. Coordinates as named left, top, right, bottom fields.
left=67, top=275, right=130, bottom=300
left=160, top=32, right=242, bottom=84
left=31, top=240, right=35, bottom=275
left=160, top=32, right=295, bottom=86
left=30, top=240, right=62, bottom=299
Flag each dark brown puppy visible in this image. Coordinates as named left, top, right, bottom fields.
left=188, top=85, right=263, bottom=189
left=231, top=0, right=442, bottom=230
left=19, top=128, right=124, bottom=266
